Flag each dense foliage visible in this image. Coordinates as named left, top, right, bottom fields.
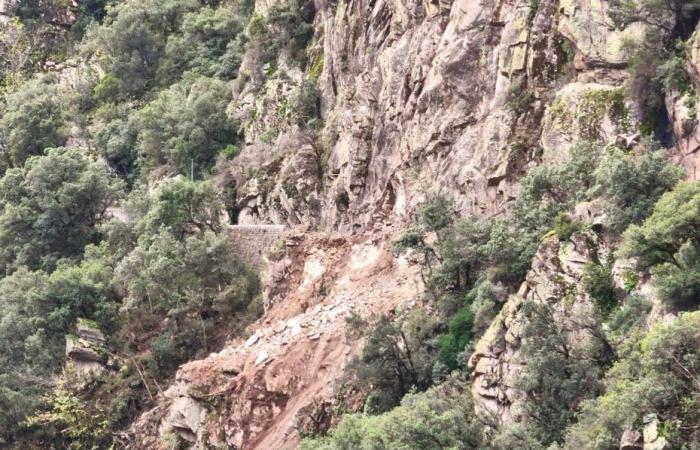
left=0, top=0, right=279, bottom=446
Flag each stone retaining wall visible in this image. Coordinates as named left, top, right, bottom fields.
left=227, top=225, right=287, bottom=270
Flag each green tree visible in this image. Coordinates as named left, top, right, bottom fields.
left=159, top=3, right=250, bottom=82
left=115, top=230, right=259, bottom=372
left=619, top=181, right=700, bottom=308
left=346, top=312, right=437, bottom=413
left=564, top=311, right=700, bottom=450
left=94, top=115, right=139, bottom=179
left=25, top=382, right=111, bottom=450
left=81, top=0, right=199, bottom=99
left=137, top=178, right=222, bottom=240
left=0, top=75, right=67, bottom=168
left=136, top=76, right=236, bottom=174
left=436, top=306, right=474, bottom=370
left=0, top=148, right=124, bottom=273
left=515, top=301, right=608, bottom=446
left=299, top=378, right=485, bottom=450
left=593, top=144, right=683, bottom=231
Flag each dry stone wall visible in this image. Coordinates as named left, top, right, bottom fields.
left=227, top=225, right=288, bottom=270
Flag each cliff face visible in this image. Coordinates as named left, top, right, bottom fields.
left=129, top=0, right=700, bottom=448
left=227, top=0, right=697, bottom=231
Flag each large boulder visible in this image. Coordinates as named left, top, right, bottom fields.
left=620, top=428, right=643, bottom=450
left=65, top=319, right=108, bottom=376
left=643, top=414, right=669, bottom=450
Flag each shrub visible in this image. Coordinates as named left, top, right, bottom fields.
left=552, top=212, right=584, bottom=242
left=582, top=261, right=617, bottom=318
left=244, top=0, right=315, bottom=82
left=436, top=306, right=474, bottom=370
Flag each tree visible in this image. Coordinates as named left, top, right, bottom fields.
left=563, top=311, right=700, bottom=450
left=299, top=378, right=485, bottom=450
left=0, top=75, right=67, bottom=168
left=593, top=144, right=683, bottom=231
left=81, top=0, right=199, bottom=99
left=135, top=76, right=236, bottom=174
left=619, top=181, right=700, bottom=308
left=0, top=148, right=124, bottom=273
left=94, top=115, right=139, bottom=179
left=25, top=382, right=111, bottom=450
left=515, top=301, right=607, bottom=446
left=346, top=312, right=437, bottom=414
left=138, top=178, right=223, bottom=240
left=115, top=230, right=259, bottom=372
left=158, top=4, right=249, bottom=82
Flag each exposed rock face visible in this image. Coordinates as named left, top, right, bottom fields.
left=223, top=0, right=569, bottom=230
left=224, top=0, right=695, bottom=231
left=129, top=230, right=424, bottom=449
left=667, top=23, right=700, bottom=181
left=468, top=231, right=606, bottom=423
left=557, top=0, right=652, bottom=68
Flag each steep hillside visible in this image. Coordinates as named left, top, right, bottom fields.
left=0, top=0, right=698, bottom=449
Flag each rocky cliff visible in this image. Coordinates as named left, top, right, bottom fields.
left=128, top=0, right=700, bottom=448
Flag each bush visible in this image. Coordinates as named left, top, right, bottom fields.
left=582, top=261, right=617, bottom=318
left=436, top=306, right=474, bottom=370
left=115, top=230, right=260, bottom=368
left=552, top=212, right=584, bottom=242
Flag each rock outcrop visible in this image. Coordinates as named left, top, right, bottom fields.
left=468, top=231, right=607, bottom=423
left=65, top=319, right=109, bottom=376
